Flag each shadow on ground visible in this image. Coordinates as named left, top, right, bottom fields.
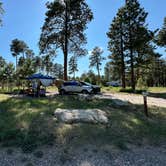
left=0, top=94, right=165, bottom=153
left=148, top=92, right=166, bottom=99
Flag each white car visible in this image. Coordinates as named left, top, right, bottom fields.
left=106, top=81, right=121, bottom=87
left=59, top=81, right=93, bottom=95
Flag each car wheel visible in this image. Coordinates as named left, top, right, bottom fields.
left=60, top=89, right=65, bottom=95
left=82, top=90, right=88, bottom=94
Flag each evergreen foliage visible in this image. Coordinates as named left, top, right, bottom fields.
left=39, top=0, right=93, bottom=80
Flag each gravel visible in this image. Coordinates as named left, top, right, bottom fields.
left=0, top=145, right=166, bottom=166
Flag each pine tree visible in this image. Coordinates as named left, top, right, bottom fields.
left=42, top=54, right=54, bottom=75
left=69, top=56, right=78, bottom=79
left=25, top=49, right=35, bottom=59
left=124, top=0, right=149, bottom=90
left=89, top=46, right=105, bottom=83
left=156, top=17, right=166, bottom=48
left=51, top=63, right=64, bottom=79
left=104, top=62, right=111, bottom=82
left=10, top=39, right=28, bottom=70
left=0, top=1, right=4, bottom=26
left=107, top=0, right=153, bottom=90
left=107, top=7, right=126, bottom=88
left=39, top=0, right=93, bottom=81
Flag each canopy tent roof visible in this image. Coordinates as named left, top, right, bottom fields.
left=26, top=73, right=55, bottom=80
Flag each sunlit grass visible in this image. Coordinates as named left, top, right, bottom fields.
left=0, top=94, right=165, bottom=152
left=0, top=94, right=10, bottom=101
left=148, top=87, right=166, bottom=93
left=101, top=86, right=121, bottom=93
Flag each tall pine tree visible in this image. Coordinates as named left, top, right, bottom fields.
left=124, top=0, right=149, bottom=90
left=107, top=7, right=126, bottom=88
left=39, top=0, right=93, bottom=80
left=156, top=17, right=166, bottom=48
left=89, top=46, right=105, bottom=83
left=69, top=56, right=78, bottom=79
left=107, top=0, right=154, bottom=90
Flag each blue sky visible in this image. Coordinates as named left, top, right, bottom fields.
left=0, top=0, right=165, bottom=76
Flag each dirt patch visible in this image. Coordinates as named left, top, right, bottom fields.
left=101, top=93, right=166, bottom=108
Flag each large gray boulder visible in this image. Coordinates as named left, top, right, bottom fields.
left=54, top=108, right=108, bottom=124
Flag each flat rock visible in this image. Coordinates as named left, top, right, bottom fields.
left=54, top=108, right=108, bottom=124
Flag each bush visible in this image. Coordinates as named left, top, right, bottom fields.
left=84, top=77, right=91, bottom=83
left=119, top=88, right=135, bottom=93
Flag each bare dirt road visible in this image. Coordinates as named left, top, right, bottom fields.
left=99, top=93, right=166, bottom=108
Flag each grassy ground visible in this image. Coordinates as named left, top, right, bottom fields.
left=102, top=86, right=121, bottom=93
left=102, top=86, right=166, bottom=94
left=148, top=87, right=166, bottom=93
left=0, top=94, right=165, bottom=153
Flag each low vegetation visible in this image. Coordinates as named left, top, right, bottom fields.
left=0, top=94, right=165, bottom=152
left=102, top=86, right=166, bottom=94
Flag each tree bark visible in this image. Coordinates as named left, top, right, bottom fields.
left=73, top=72, right=75, bottom=79
left=16, top=55, right=17, bottom=70
left=64, top=1, right=68, bottom=81
left=120, top=23, right=126, bottom=88
left=128, top=1, right=135, bottom=91
left=64, top=50, right=68, bottom=81
left=130, top=48, right=135, bottom=90
left=97, top=64, right=100, bottom=84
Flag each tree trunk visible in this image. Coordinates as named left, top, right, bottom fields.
left=64, top=50, right=68, bottom=81
left=97, top=64, right=101, bottom=84
left=120, top=23, right=126, bottom=88
left=121, top=57, right=126, bottom=88
left=23, top=52, right=25, bottom=59
left=128, top=4, right=135, bottom=91
left=16, top=55, right=17, bottom=70
left=73, top=72, right=75, bottom=79
left=64, top=1, right=68, bottom=81
left=130, top=48, right=135, bottom=90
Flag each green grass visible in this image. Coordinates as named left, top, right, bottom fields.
left=102, top=86, right=122, bottom=93
left=0, top=94, right=165, bottom=152
left=147, top=87, right=166, bottom=99
left=102, top=86, right=166, bottom=95
left=148, top=87, right=166, bottom=93
left=102, top=86, right=147, bottom=94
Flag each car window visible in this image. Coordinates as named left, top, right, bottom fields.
left=63, top=81, right=78, bottom=86
left=80, top=82, right=86, bottom=85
